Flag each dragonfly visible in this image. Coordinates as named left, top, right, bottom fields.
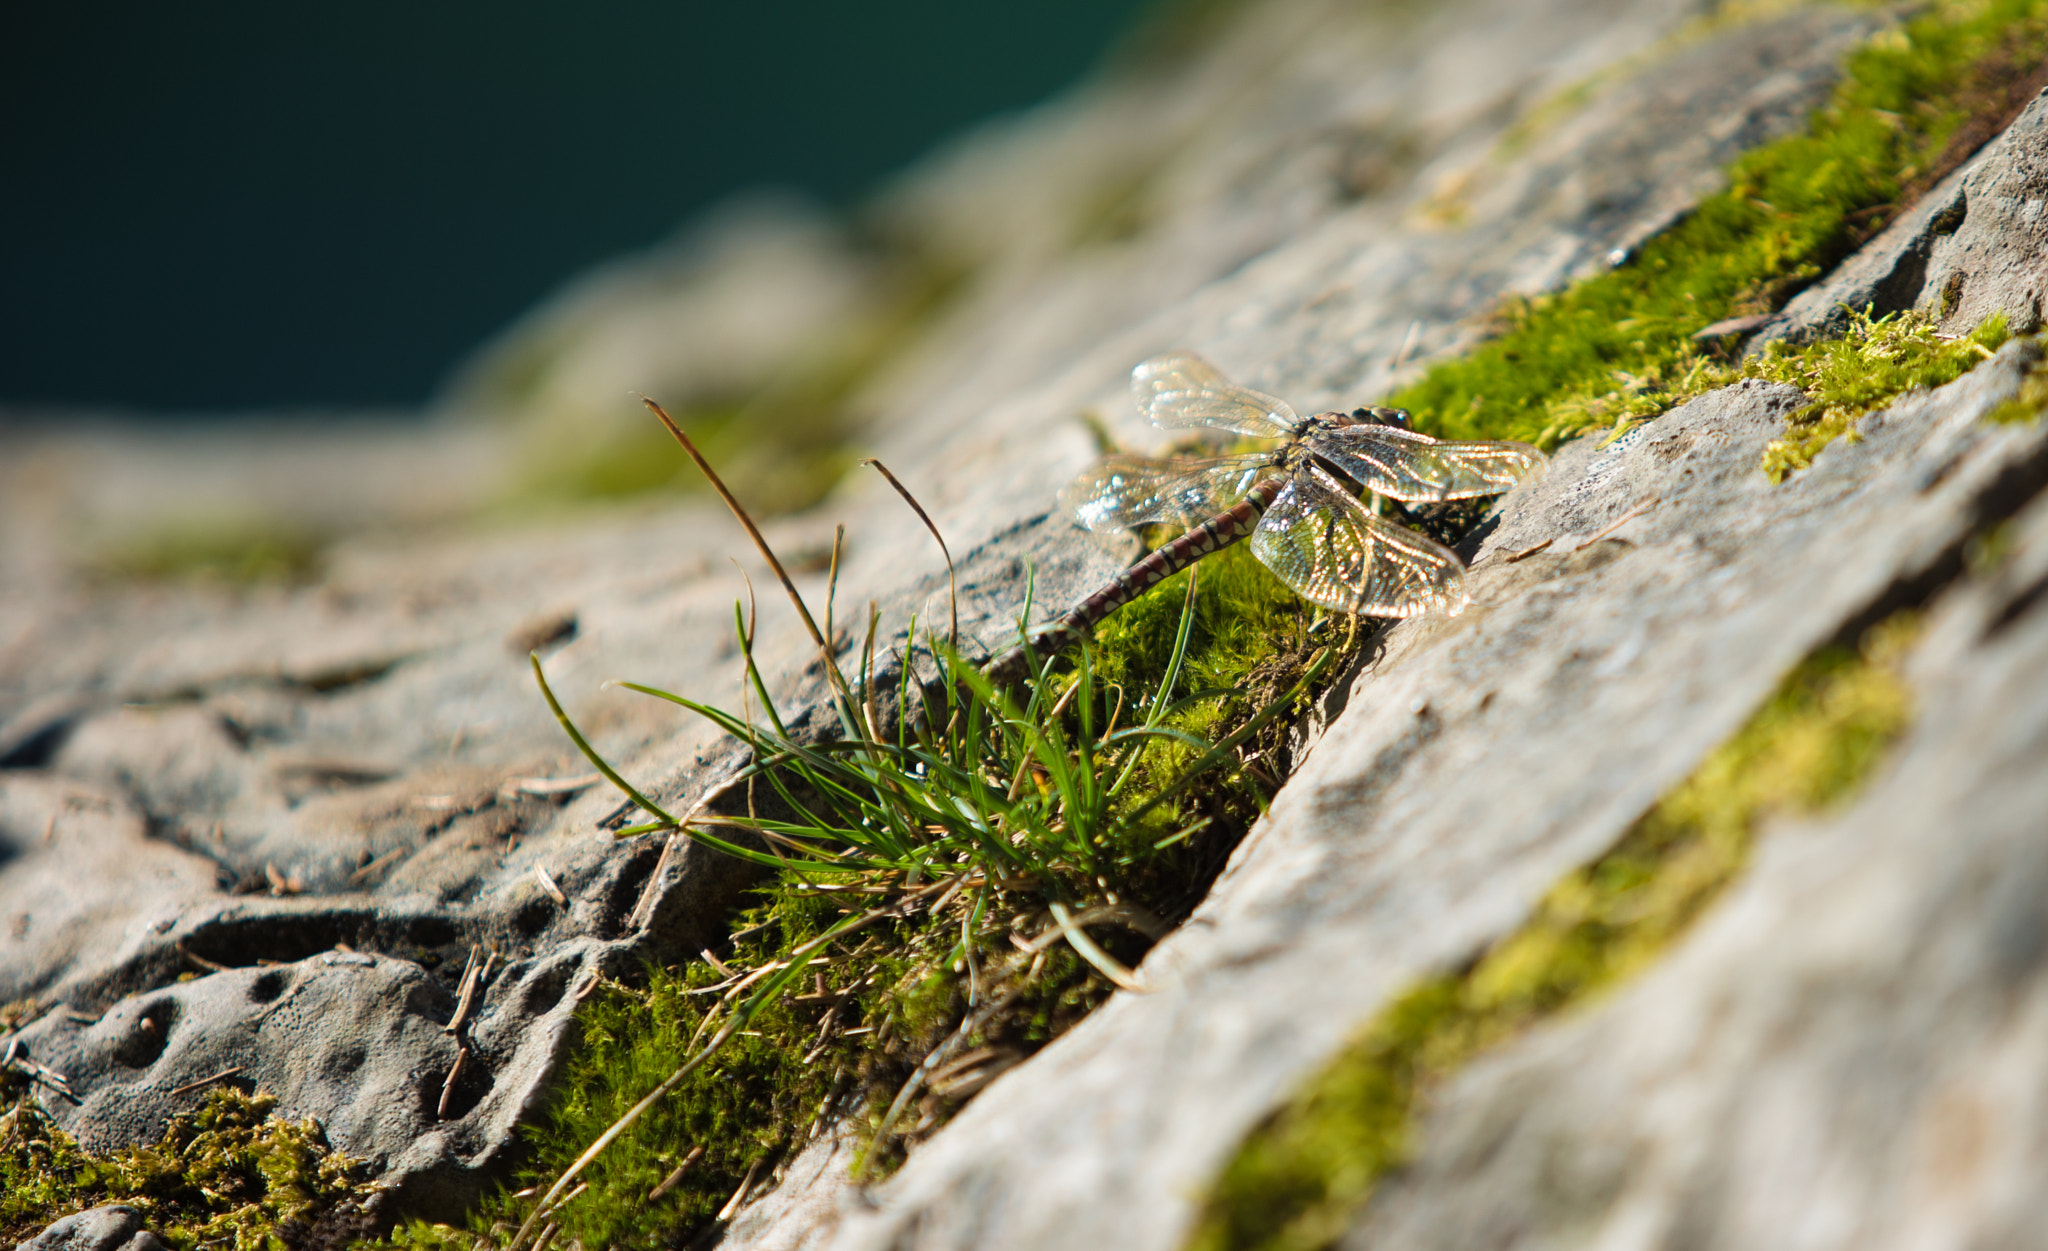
left=984, top=352, right=1545, bottom=684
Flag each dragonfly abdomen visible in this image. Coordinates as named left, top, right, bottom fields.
left=984, top=476, right=1285, bottom=685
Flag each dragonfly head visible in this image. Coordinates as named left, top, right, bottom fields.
left=1343, top=405, right=1412, bottom=429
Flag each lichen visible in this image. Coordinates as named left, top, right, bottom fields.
left=1184, top=614, right=1920, bottom=1251
left=0, top=1089, right=381, bottom=1251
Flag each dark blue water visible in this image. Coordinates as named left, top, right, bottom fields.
left=1, top=1, right=1153, bottom=412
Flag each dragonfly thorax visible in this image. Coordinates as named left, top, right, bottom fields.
left=1338, top=406, right=1413, bottom=429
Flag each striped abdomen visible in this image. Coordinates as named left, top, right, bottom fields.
left=983, top=476, right=1286, bottom=686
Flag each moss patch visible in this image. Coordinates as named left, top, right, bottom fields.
left=1750, top=310, right=2010, bottom=477
left=1388, top=0, right=2048, bottom=451
left=0, top=1089, right=381, bottom=1251
left=87, top=516, right=326, bottom=585
left=1079, top=540, right=1339, bottom=898
left=385, top=893, right=1118, bottom=1251
left=1185, top=614, right=1920, bottom=1251
left=1986, top=347, right=2048, bottom=424
left=330, top=5, right=2048, bottom=1248
left=514, top=254, right=968, bottom=517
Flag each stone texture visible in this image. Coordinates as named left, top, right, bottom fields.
left=1345, top=427, right=2048, bottom=1251
left=9, top=0, right=2048, bottom=1245
left=1755, top=88, right=2048, bottom=347
left=801, top=343, right=2048, bottom=1251
left=15, top=1207, right=143, bottom=1251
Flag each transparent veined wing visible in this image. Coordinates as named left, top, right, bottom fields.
left=1131, top=352, right=1299, bottom=439
left=1059, top=454, right=1275, bottom=533
left=1249, top=463, right=1468, bottom=616
left=1313, top=424, right=1546, bottom=502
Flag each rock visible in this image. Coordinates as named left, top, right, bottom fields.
left=1754, top=89, right=2048, bottom=347
left=443, top=193, right=883, bottom=432
left=14, top=1207, right=170, bottom=1251
left=4, top=0, right=2041, bottom=1240
left=805, top=337, right=2048, bottom=1251
left=1344, top=421, right=2048, bottom=1251
left=7, top=939, right=599, bottom=1215
left=16, top=1207, right=144, bottom=1251
left=720, top=1133, right=865, bottom=1251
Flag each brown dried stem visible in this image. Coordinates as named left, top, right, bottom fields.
left=644, top=396, right=852, bottom=712
left=861, top=458, right=958, bottom=653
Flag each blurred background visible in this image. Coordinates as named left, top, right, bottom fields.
left=1, top=0, right=1195, bottom=578
left=2, top=0, right=1153, bottom=414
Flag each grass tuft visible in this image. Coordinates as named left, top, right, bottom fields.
left=387, top=394, right=1352, bottom=1251
left=453, top=596, right=1308, bottom=1247
left=1186, top=614, right=1921, bottom=1251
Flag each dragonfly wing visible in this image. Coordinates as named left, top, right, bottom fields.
left=1132, top=352, right=1300, bottom=438
left=1250, top=464, right=1468, bottom=616
left=1059, top=454, right=1272, bottom=533
left=1316, top=424, right=1546, bottom=502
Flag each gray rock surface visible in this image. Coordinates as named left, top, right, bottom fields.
left=0, top=504, right=1123, bottom=1211
left=14, top=1207, right=154, bottom=1251
left=801, top=342, right=2048, bottom=1251
left=1755, top=86, right=2048, bottom=346
left=10, top=0, right=2047, bottom=1245
left=1346, top=420, right=2048, bottom=1251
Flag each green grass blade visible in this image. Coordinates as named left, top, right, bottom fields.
left=530, top=654, right=679, bottom=829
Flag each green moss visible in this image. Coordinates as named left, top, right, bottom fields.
left=87, top=517, right=326, bottom=585
left=1751, top=310, right=2009, bottom=477
left=380, top=893, right=1119, bottom=1251
left=358, top=6, right=2048, bottom=1247
left=1555, top=306, right=2018, bottom=481
left=0, top=1089, right=381, bottom=1251
left=1388, top=0, right=2048, bottom=451
left=516, top=254, right=968, bottom=516
left=1985, top=348, right=2048, bottom=423
left=1078, top=540, right=1330, bottom=878
left=1185, top=614, right=1920, bottom=1251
